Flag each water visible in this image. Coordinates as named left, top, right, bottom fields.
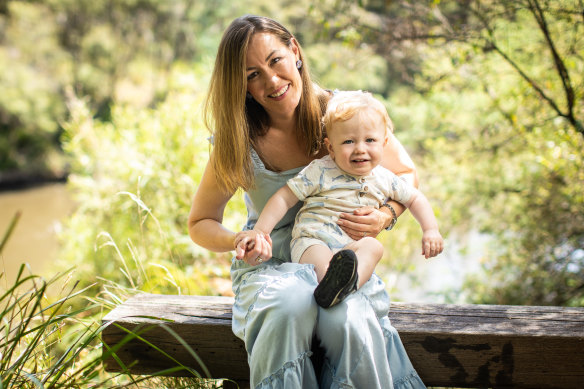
left=0, top=183, right=75, bottom=284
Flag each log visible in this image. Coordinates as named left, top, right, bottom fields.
left=102, top=294, right=584, bottom=388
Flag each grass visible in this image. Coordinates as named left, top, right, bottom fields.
left=0, top=208, right=113, bottom=388
left=0, top=212, right=227, bottom=388
left=1, top=89, right=238, bottom=387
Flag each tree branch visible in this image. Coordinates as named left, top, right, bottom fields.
left=526, top=0, right=581, bottom=133
left=470, top=2, right=583, bottom=135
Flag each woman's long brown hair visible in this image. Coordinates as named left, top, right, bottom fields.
left=204, top=15, right=327, bottom=194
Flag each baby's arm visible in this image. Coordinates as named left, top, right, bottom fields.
left=402, top=189, right=444, bottom=259
left=235, top=185, right=300, bottom=261
left=254, top=185, right=300, bottom=234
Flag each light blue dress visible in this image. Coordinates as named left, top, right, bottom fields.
left=230, top=148, right=426, bottom=388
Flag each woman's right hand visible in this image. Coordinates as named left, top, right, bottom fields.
left=338, top=205, right=391, bottom=240
left=234, top=230, right=273, bottom=266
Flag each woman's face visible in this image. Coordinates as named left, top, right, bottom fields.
left=245, top=32, right=302, bottom=121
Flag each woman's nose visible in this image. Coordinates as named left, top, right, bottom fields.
left=266, top=71, right=279, bottom=86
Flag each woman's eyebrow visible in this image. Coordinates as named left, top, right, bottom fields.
left=264, top=50, right=278, bottom=62
left=246, top=50, right=279, bottom=71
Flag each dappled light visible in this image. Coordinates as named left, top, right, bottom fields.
left=0, top=0, right=582, bottom=387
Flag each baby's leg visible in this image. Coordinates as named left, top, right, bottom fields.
left=312, top=248, right=359, bottom=308
left=299, top=244, right=334, bottom=282
left=344, top=237, right=384, bottom=289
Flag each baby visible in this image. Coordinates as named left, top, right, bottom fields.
left=236, top=91, right=443, bottom=308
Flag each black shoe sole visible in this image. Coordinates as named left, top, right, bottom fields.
left=314, top=249, right=359, bottom=308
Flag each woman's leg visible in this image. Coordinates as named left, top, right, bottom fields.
left=316, top=273, right=426, bottom=389
left=380, top=316, right=426, bottom=388
left=231, top=259, right=320, bottom=388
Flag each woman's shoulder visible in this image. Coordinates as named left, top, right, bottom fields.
left=314, top=84, right=334, bottom=100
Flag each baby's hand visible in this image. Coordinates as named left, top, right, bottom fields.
left=421, top=229, right=444, bottom=259
left=234, top=229, right=272, bottom=266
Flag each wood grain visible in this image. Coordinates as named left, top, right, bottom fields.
left=102, top=294, right=584, bottom=388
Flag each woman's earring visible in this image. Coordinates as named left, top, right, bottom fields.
left=296, top=59, right=303, bottom=69
left=246, top=92, right=253, bottom=100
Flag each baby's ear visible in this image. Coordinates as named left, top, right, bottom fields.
left=383, top=133, right=389, bottom=146
left=324, top=137, right=335, bottom=157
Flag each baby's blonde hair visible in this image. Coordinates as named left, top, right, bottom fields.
left=323, top=91, right=394, bottom=135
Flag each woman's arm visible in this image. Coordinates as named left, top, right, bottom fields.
left=188, top=158, right=237, bottom=252
left=382, top=132, right=418, bottom=187
left=378, top=132, right=419, bottom=218
left=189, top=155, right=274, bottom=264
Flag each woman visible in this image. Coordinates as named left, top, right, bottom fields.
left=188, top=15, right=426, bottom=388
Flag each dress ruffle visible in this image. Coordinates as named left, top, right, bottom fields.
left=255, top=351, right=315, bottom=389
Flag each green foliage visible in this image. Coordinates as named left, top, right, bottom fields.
left=0, top=213, right=239, bottom=388
left=0, top=2, right=68, bottom=176
left=306, top=43, right=388, bottom=94
left=463, top=125, right=584, bottom=306
left=390, top=1, right=584, bottom=305
left=1, top=264, right=110, bottom=388
left=58, top=65, right=245, bottom=296
left=0, top=0, right=257, bottom=179
left=314, top=0, right=584, bottom=305
left=0, top=262, right=228, bottom=388
left=3, top=0, right=583, bottom=310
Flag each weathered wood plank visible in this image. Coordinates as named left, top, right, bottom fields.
left=102, top=295, right=246, bottom=380
left=390, top=303, right=584, bottom=388
left=102, top=294, right=584, bottom=388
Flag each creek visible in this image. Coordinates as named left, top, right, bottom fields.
left=0, top=183, right=75, bottom=284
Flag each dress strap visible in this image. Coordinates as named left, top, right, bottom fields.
left=249, top=147, right=266, bottom=171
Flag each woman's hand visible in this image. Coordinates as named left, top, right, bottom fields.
left=234, top=230, right=273, bottom=266
left=337, top=206, right=391, bottom=240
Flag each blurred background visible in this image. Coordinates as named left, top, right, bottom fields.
left=1, top=0, right=582, bottom=306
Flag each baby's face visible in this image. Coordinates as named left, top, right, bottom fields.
left=325, top=112, right=388, bottom=176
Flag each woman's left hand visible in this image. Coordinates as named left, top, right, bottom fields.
left=338, top=206, right=390, bottom=240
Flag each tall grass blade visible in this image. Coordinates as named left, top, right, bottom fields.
left=96, top=232, right=136, bottom=289
left=158, top=322, right=212, bottom=378
left=0, top=265, right=118, bottom=388
left=0, top=211, right=21, bottom=255
left=110, top=321, right=207, bottom=379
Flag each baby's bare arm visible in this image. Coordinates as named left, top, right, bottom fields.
left=404, top=189, right=444, bottom=258
left=234, top=185, right=299, bottom=265
left=254, top=185, right=299, bottom=234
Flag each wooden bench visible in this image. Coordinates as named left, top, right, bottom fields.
left=102, top=294, right=584, bottom=388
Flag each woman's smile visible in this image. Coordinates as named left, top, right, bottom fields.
left=269, top=84, right=290, bottom=99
